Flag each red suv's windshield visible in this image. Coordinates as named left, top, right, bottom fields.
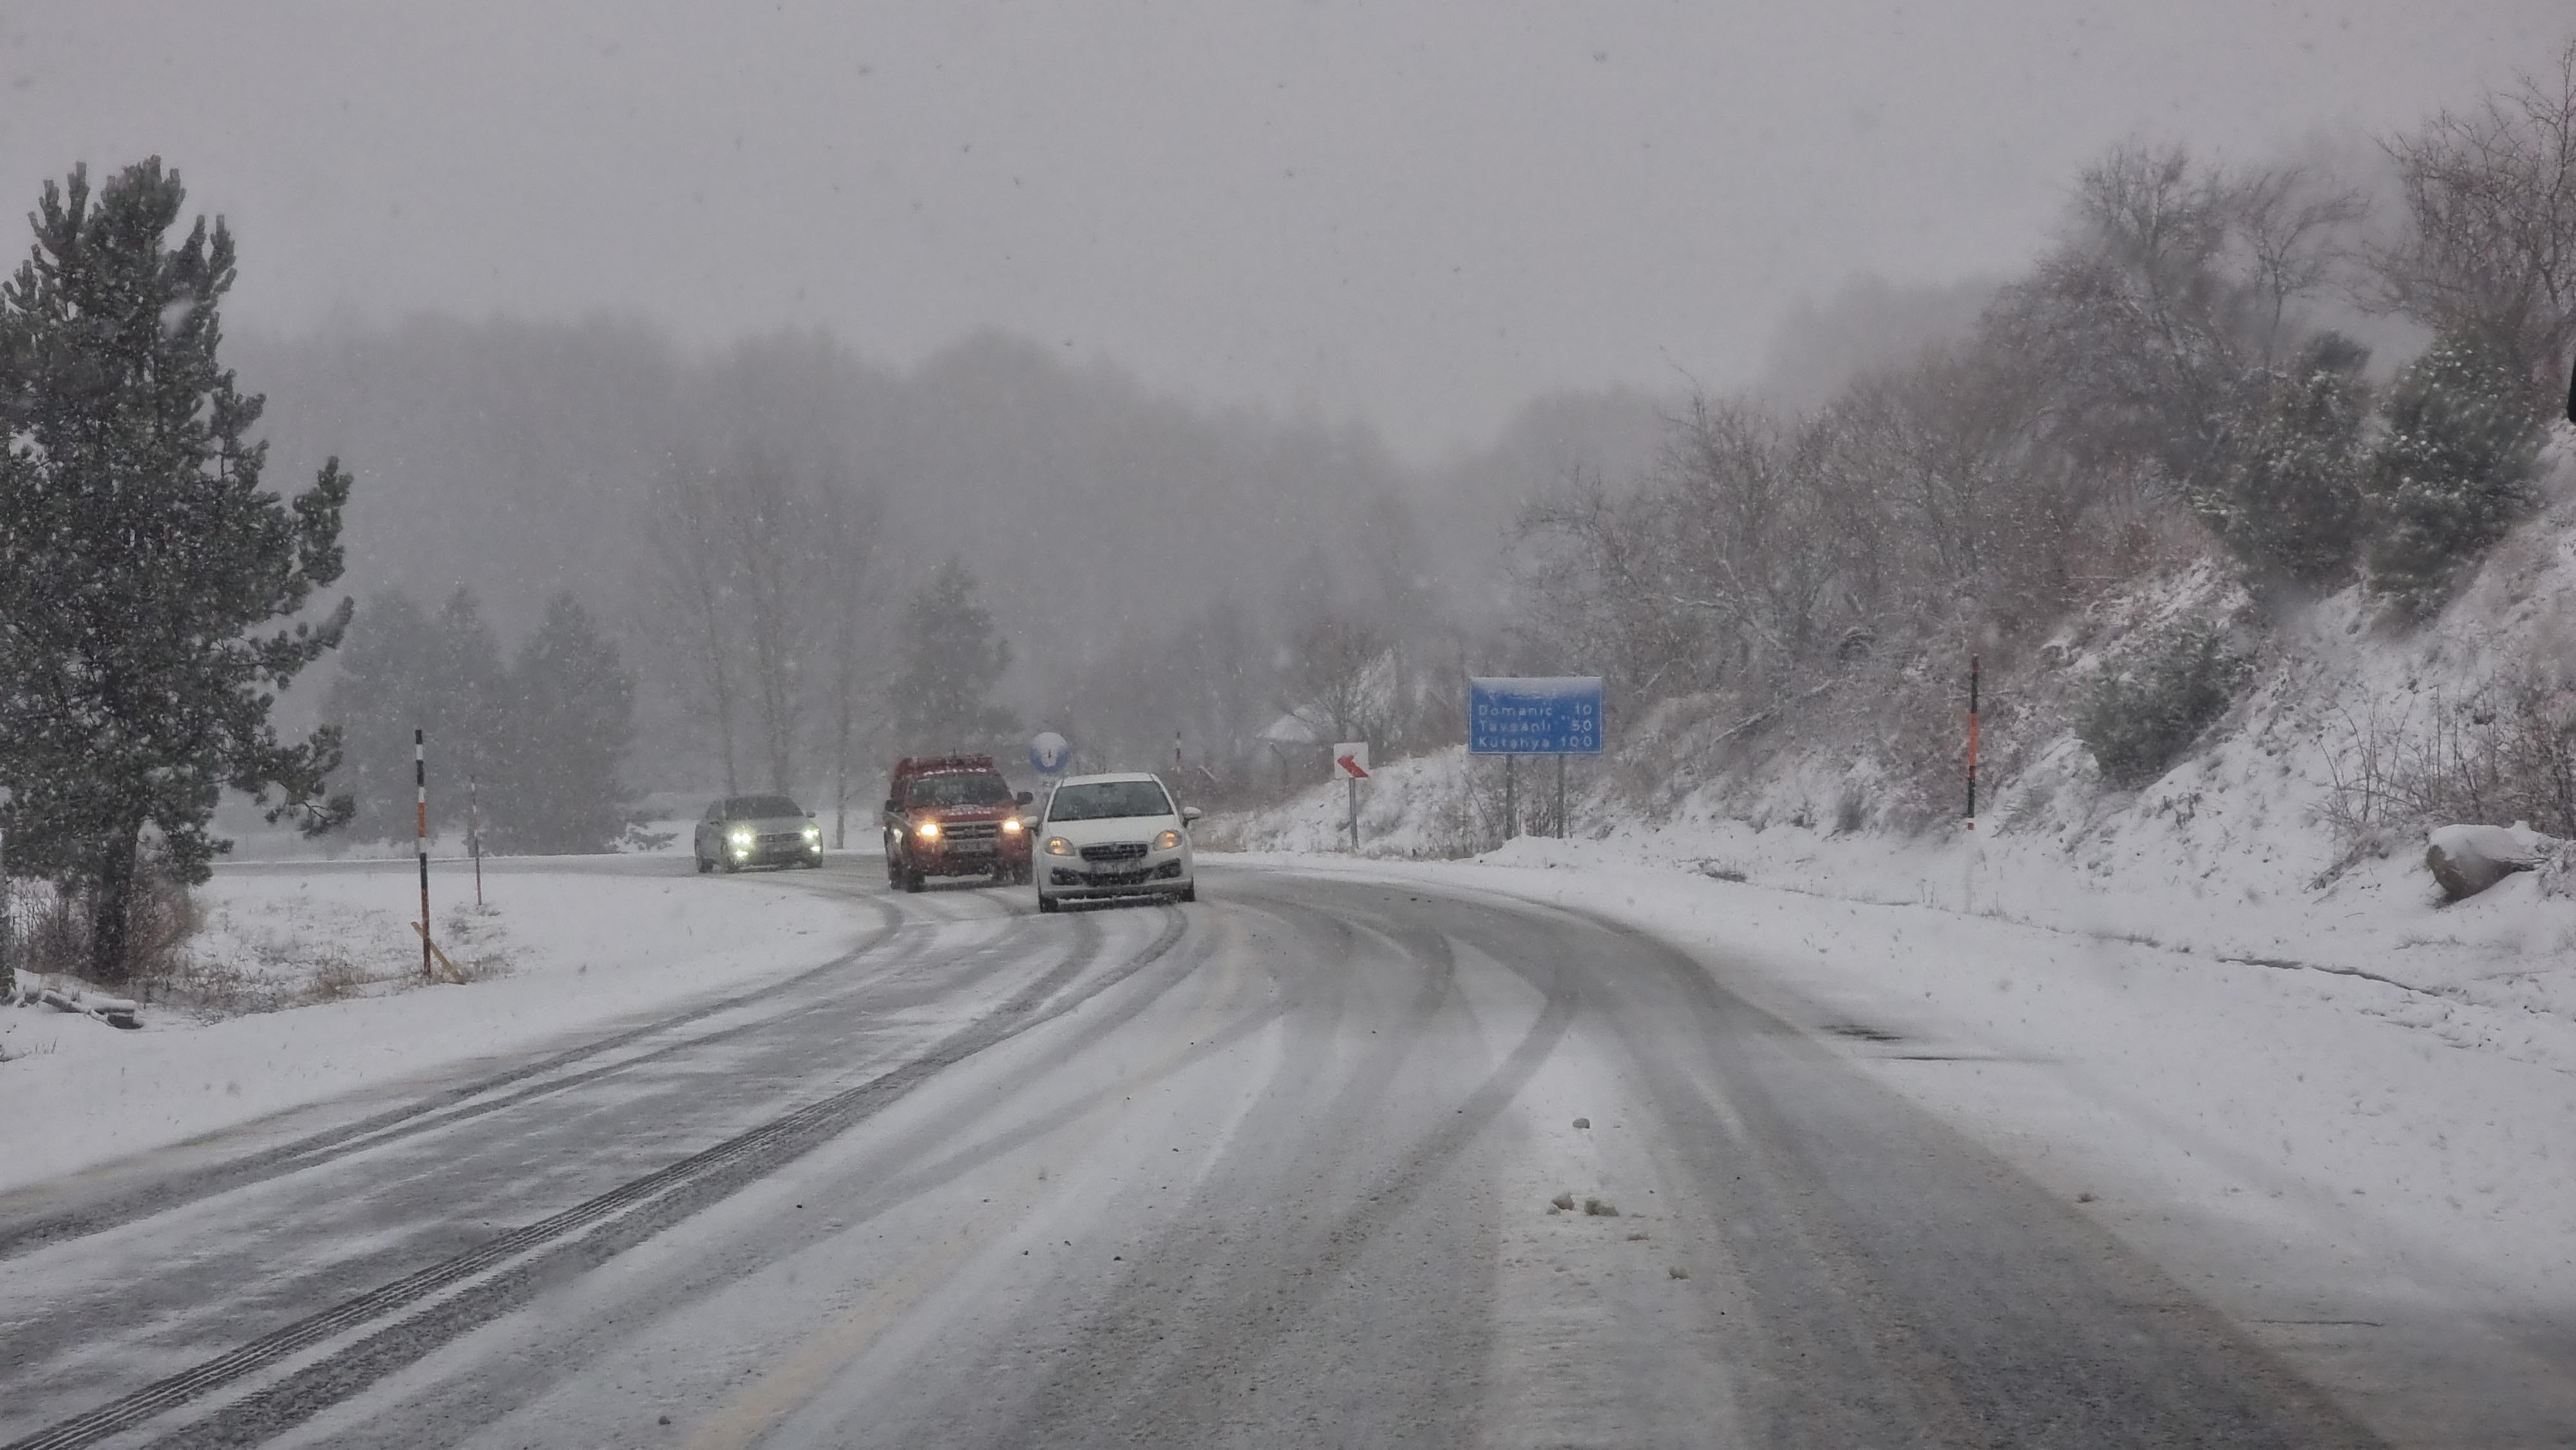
left=905, top=773, right=1013, bottom=809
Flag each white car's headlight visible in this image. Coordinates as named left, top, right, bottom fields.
left=916, top=820, right=941, bottom=840
left=802, top=824, right=820, bottom=841
left=728, top=827, right=754, bottom=846
left=1153, top=829, right=1183, bottom=851
left=1045, top=836, right=1075, bottom=857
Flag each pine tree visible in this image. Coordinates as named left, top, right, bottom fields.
left=0, top=160, right=352, bottom=981
left=2362, top=335, right=2545, bottom=619
left=320, top=588, right=507, bottom=843
left=2077, top=626, right=2251, bottom=789
left=2196, top=334, right=2371, bottom=589
left=323, top=592, right=437, bottom=842
left=492, top=594, right=635, bottom=854
left=426, top=587, right=509, bottom=805
left=889, top=558, right=1016, bottom=750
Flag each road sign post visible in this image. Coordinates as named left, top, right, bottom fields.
left=1469, top=677, right=1604, bottom=842
left=1333, top=742, right=1370, bottom=852
left=469, top=775, right=483, bottom=909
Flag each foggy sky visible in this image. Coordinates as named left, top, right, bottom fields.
left=4, top=1, right=2566, bottom=458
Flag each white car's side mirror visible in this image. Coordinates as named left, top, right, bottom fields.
left=1181, top=806, right=1202, bottom=824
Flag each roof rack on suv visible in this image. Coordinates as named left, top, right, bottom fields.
left=893, top=754, right=998, bottom=777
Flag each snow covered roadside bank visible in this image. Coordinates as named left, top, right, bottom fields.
left=1215, top=843, right=2576, bottom=1430
left=0, top=862, right=869, bottom=1194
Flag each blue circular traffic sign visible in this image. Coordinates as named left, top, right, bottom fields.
left=1030, top=731, right=1071, bottom=775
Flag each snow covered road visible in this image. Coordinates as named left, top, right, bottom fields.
left=0, top=858, right=2557, bottom=1446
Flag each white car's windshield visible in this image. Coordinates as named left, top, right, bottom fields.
left=1046, top=782, right=1173, bottom=821
left=726, top=795, right=802, bottom=819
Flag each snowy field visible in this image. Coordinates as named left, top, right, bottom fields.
left=1220, top=833, right=2576, bottom=1374
left=0, top=860, right=868, bottom=1194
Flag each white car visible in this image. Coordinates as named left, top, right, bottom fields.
left=1034, top=771, right=1198, bottom=912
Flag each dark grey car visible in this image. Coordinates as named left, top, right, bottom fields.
left=692, top=794, right=822, bottom=872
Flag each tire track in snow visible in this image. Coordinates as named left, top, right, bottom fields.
left=2, top=902, right=1187, bottom=1450
left=986, top=882, right=1573, bottom=1445
left=312, top=907, right=1258, bottom=1450
left=0, top=896, right=909, bottom=1262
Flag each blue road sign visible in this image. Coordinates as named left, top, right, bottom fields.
left=1029, top=731, right=1072, bottom=776
left=1468, top=676, right=1604, bottom=755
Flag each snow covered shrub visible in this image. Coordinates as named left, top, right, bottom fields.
left=0, top=876, right=19, bottom=999
left=2318, top=677, right=2576, bottom=845
left=2361, top=336, right=2544, bottom=619
left=1833, top=784, right=1869, bottom=834
left=2076, top=626, right=2251, bottom=789
left=10, top=861, right=195, bottom=988
left=2194, top=334, right=2371, bottom=588
left=1422, top=764, right=1511, bottom=860
left=2498, top=681, right=2576, bottom=838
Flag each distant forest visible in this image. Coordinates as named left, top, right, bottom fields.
left=236, top=322, right=1666, bottom=798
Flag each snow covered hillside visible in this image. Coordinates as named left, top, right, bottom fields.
left=1207, top=431, right=2576, bottom=1329
left=1217, top=433, right=2576, bottom=987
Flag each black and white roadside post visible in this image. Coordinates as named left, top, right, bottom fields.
left=416, top=729, right=432, bottom=982
left=1334, top=743, right=1370, bottom=852
left=1962, top=655, right=1982, bottom=912
left=1468, top=676, right=1605, bottom=849
left=469, top=774, right=484, bottom=910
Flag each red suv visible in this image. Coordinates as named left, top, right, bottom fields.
left=882, top=755, right=1034, bottom=892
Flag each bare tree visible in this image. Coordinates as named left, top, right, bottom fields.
left=643, top=458, right=744, bottom=795
left=1283, top=616, right=1387, bottom=745
left=810, top=478, right=885, bottom=847
left=2226, top=165, right=2372, bottom=365
left=1514, top=469, right=1709, bottom=702
left=717, top=452, right=823, bottom=795
left=642, top=449, right=841, bottom=798
left=2372, top=37, right=2576, bottom=407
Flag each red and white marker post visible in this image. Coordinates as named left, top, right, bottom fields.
left=1334, top=742, right=1370, bottom=852
left=415, top=729, right=432, bottom=982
